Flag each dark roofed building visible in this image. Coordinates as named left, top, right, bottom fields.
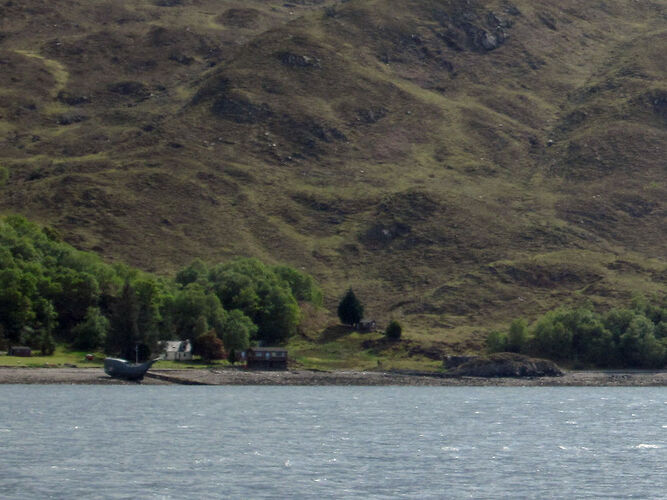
left=358, top=319, right=377, bottom=332
left=245, top=347, right=288, bottom=370
left=8, top=346, right=32, bottom=357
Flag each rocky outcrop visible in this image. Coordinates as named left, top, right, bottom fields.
left=447, top=353, right=563, bottom=377
left=276, top=52, right=321, bottom=68
left=443, top=355, right=478, bottom=370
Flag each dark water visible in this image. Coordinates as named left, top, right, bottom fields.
left=0, top=386, right=665, bottom=499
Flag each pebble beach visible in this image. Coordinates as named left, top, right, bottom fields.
left=0, top=367, right=666, bottom=386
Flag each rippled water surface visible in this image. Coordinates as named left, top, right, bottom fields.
left=0, top=386, right=665, bottom=499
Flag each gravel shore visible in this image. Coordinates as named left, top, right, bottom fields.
left=0, top=367, right=666, bottom=386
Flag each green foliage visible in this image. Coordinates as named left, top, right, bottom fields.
left=71, top=307, right=109, bottom=350
left=175, top=259, right=208, bottom=287
left=0, top=324, right=6, bottom=350
left=603, top=308, right=635, bottom=341
left=0, top=216, right=320, bottom=355
left=498, top=296, right=666, bottom=368
left=337, top=288, right=364, bottom=327
left=171, top=283, right=225, bottom=340
left=221, top=309, right=254, bottom=353
left=273, top=265, right=323, bottom=306
left=619, top=315, right=664, bottom=368
left=385, top=320, right=402, bottom=340
left=485, top=330, right=507, bottom=353
left=38, top=329, right=56, bottom=356
left=207, top=258, right=301, bottom=344
left=506, top=318, right=528, bottom=353
left=106, top=281, right=141, bottom=360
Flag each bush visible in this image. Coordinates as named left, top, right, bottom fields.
left=193, top=329, right=224, bottom=362
left=72, top=307, right=109, bottom=350
left=385, top=320, right=402, bottom=340
left=620, top=315, right=664, bottom=368
left=38, top=329, right=56, bottom=356
left=507, top=318, right=527, bottom=353
left=221, top=309, right=254, bottom=353
left=486, top=330, right=507, bottom=353
left=506, top=297, right=667, bottom=369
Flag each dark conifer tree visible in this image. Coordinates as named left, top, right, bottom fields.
left=337, top=288, right=364, bottom=327
left=106, top=281, right=141, bottom=360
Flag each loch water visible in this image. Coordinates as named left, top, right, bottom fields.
left=0, top=386, right=665, bottom=499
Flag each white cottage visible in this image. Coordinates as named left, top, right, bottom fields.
left=161, top=340, right=193, bottom=361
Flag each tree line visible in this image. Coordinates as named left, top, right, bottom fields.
left=486, top=296, right=667, bottom=368
left=0, top=215, right=322, bottom=360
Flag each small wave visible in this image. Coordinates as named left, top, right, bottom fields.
left=565, top=421, right=577, bottom=425
left=634, top=444, right=661, bottom=449
left=441, top=446, right=460, bottom=452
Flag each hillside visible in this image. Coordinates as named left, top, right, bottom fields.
left=1, top=0, right=665, bottom=357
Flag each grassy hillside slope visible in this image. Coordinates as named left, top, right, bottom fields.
left=1, top=0, right=665, bottom=359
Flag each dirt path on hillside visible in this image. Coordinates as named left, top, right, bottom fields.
left=0, top=367, right=666, bottom=386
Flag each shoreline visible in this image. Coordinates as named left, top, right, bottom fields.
left=0, top=366, right=666, bottom=386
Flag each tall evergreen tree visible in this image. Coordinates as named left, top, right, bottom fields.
left=337, top=288, right=364, bottom=327
left=106, top=281, right=140, bottom=360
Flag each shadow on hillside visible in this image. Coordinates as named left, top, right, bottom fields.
left=317, top=325, right=355, bottom=344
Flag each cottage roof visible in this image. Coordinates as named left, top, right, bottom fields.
left=164, top=340, right=191, bottom=353
left=248, top=347, right=287, bottom=353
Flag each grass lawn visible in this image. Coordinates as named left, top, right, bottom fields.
left=0, top=345, right=104, bottom=367
left=0, top=345, right=232, bottom=369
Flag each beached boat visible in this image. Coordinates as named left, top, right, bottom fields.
left=104, top=358, right=158, bottom=381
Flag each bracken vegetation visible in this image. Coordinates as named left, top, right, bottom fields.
left=0, top=0, right=664, bottom=362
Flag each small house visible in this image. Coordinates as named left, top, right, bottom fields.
left=245, top=347, right=288, bottom=370
left=161, top=340, right=193, bottom=361
left=8, top=346, right=32, bottom=357
left=358, top=319, right=377, bottom=332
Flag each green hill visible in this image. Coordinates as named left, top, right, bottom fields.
left=1, top=0, right=665, bottom=359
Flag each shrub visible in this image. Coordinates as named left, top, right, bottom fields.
left=486, top=330, right=508, bottom=353
left=38, top=329, right=56, bottom=356
left=193, top=329, right=224, bottom=361
left=221, top=309, right=254, bottom=353
left=507, top=318, right=527, bottom=353
left=385, top=320, right=402, bottom=340
left=72, top=307, right=109, bottom=350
